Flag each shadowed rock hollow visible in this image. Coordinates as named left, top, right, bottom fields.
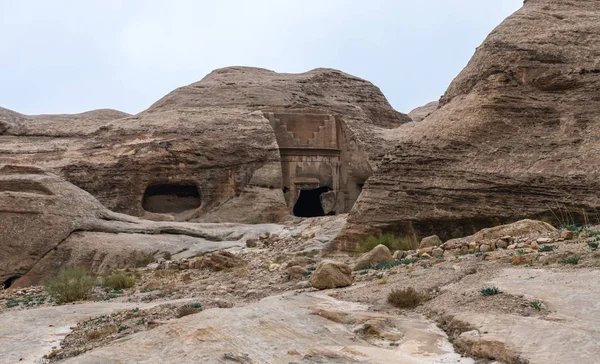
left=342, top=0, right=600, bottom=247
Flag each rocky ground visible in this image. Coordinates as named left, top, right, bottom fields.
left=1, top=217, right=599, bottom=363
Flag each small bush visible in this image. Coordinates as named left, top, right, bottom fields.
left=480, top=287, right=501, bottom=296
left=530, top=300, right=543, bottom=311
left=101, top=272, right=136, bottom=290
left=561, top=256, right=579, bottom=265
left=376, top=278, right=388, bottom=285
left=176, top=304, right=201, bottom=318
left=45, top=268, right=96, bottom=304
left=588, top=242, right=599, bottom=249
left=512, top=255, right=523, bottom=265
left=248, top=216, right=263, bottom=224
left=538, top=245, right=556, bottom=252
left=359, top=233, right=417, bottom=253
left=387, top=287, right=428, bottom=308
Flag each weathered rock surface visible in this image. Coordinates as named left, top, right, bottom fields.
left=407, top=101, right=438, bottom=122
left=61, top=293, right=471, bottom=364
left=440, top=268, right=600, bottom=364
left=0, top=299, right=193, bottom=363
left=352, top=244, right=393, bottom=270
left=346, top=0, right=600, bottom=242
left=0, top=67, right=409, bottom=222
left=0, top=166, right=285, bottom=287
left=310, top=260, right=353, bottom=289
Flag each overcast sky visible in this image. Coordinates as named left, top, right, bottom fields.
left=0, top=0, right=522, bottom=115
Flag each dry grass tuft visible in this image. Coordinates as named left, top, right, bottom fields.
left=86, top=325, right=117, bottom=340
left=101, top=271, right=136, bottom=290
left=387, top=287, right=429, bottom=308
left=512, top=255, right=523, bottom=265
left=45, top=267, right=96, bottom=304
left=359, top=233, right=418, bottom=253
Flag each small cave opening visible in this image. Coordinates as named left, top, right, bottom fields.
left=293, top=186, right=331, bottom=218
left=142, top=183, right=201, bottom=214
left=3, top=275, right=20, bottom=289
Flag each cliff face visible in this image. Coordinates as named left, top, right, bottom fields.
left=0, top=67, right=409, bottom=222
left=343, top=0, right=600, bottom=246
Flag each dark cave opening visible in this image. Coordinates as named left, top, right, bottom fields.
left=3, top=276, right=20, bottom=289
left=293, top=186, right=331, bottom=218
left=142, top=183, right=201, bottom=214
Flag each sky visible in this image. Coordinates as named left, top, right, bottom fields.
left=0, top=0, right=523, bottom=115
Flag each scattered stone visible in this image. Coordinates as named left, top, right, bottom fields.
left=419, top=235, right=442, bottom=248
left=507, top=244, right=517, bottom=250
left=560, top=230, right=574, bottom=240
left=432, top=248, right=444, bottom=258
left=496, top=240, right=508, bottom=249
left=287, top=266, right=308, bottom=281
left=537, top=237, right=553, bottom=244
left=417, top=247, right=433, bottom=256
left=246, top=239, right=259, bottom=248
left=480, top=244, right=491, bottom=253
left=296, top=281, right=312, bottom=289
left=352, top=244, right=393, bottom=270
left=310, top=260, right=353, bottom=290
left=392, top=250, right=406, bottom=259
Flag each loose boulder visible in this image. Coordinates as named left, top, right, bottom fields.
left=419, top=235, right=442, bottom=248
left=192, top=251, right=245, bottom=271
left=310, top=260, right=353, bottom=290
left=352, top=245, right=393, bottom=270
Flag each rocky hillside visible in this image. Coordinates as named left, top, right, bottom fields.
left=0, top=68, right=409, bottom=223
left=344, top=0, right=600, bottom=245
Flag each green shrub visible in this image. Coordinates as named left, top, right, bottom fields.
left=480, top=287, right=501, bottom=296
left=561, top=256, right=579, bottom=265
left=101, top=271, right=136, bottom=290
left=248, top=216, right=263, bottom=224
left=45, top=267, right=96, bottom=304
left=359, top=233, right=417, bottom=253
left=588, top=242, right=599, bottom=249
left=387, top=287, right=428, bottom=308
left=538, top=245, right=556, bottom=252
left=530, top=300, right=543, bottom=311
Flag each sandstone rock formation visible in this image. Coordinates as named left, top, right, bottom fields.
left=0, top=166, right=286, bottom=288
left=345, top=0, right=600, bottom=245
left=407, top=101, right=438, bottom=122
left=0, top=67, right=410, bottom=223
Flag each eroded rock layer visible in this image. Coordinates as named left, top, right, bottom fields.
left=344, top=0, right=600, bottom=246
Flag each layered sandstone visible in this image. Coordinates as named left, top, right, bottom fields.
left=0, top=68, right=409, bottom=222
left=345, top=0, right=600, bottom=245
